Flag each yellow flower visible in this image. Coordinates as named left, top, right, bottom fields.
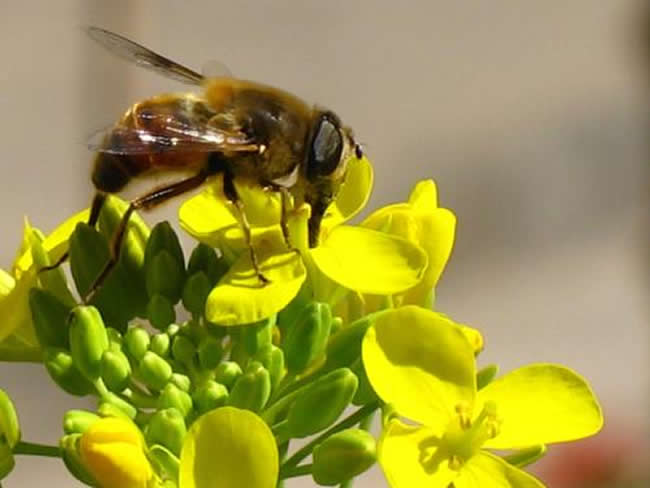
left=179, top=157, right=428, bottom=325
left=362, top=306, right=603, bottom=488
left=361, top=179, right=456, bottom=310
left=180, top=407, right=278, bottom=488
left=80, top=417, right=153, bottom=488
left=0, top=212, right=87, bottom=361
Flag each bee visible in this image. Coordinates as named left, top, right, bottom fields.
left=62, top=27, right=364, bottom=301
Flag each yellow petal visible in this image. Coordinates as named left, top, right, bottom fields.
left=378, top=418, right=458, bottom=488
left=80, top=417, right=152, bottom=488
left=206, top=250, right=306, bottom=326
left=400, top=208, right=455, bottom=305
left=455, top=452, right=545, bottom=488
left=13, top=210, right=89, bottom=278
left=362, top=306, right=476, bottom=429
left=478, top=364, right=603, bottom=449
left=180, top=407, right=278, bottom=488
left=324, top=156, right=374, bottom=229
left=0, top=270, right=37, bottom=345
left=310, top=226, right=427, bottom=295
left=408, top=179, right=438, bottom=212
left=0, top=270, right=14, bottom=299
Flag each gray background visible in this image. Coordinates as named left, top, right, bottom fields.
left=1, top=1, right=648, bottom=486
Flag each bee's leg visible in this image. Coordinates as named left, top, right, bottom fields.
left=222, top=171, right=269, bottom=285
left=40, top=193, right=107, bottom=273
left=83, top=172, right=208, bottom=303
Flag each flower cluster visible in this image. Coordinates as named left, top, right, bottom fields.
left=0, top=156, right=602, bottom=487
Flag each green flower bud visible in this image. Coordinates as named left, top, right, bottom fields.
left=157, top=384, right=193, bottom=419
left=138, top=351, right=172, bottom=391
left=147, top=293, right=176, bottom=330
left=0, top=389, right=19, bottom=448
left=146, top=250, right=185, bottom=304
left=124, top=327, right=150, bottom=362
left=322, top=312, right=383, bottom=374
left=101, top=350, right=132, bottom=393
left=227, top=361, right=271, bottom=413
left=214, top=361, right=242, bottom=389
left=0, top=443, right=15, bottom=481
left=63, top=410, right=100, bottom=435
left=150, top=332, right=171, bottom=357
left=144, top=222, right=186, bottom=302
left=171, top=335, right=196, bottom=365
left=44, top=348, right=95, bottom=396
left=97, top=400, right=133, bottom=421
left=68, top=306, right=109, bottom=382
left=350, top=359, right=378, bottom=406
left=169, top=373, right=191, bottom=393
left=197, top=336, right=223, bottom=370
left=166, top=323, right=180, bottom=338
left=60, top=433, right=97, bottom=486
left=242, top=316, right=274, bottom=356
left=287, top=368, right=358, bottom=438
left=182, top=271, right=211, bottom=316
left=283, top=302, right=332, bottom=374
left=144, top=222, right=185, bottom=272
left=254, top=344, right=284, bottom=392
left=330, top=316, right=343, bottom=335
left=29, top=287, right=71, bottom=349
left=187, top=242, right=228, bottom=286
left=148, top=444, right=180, bottom=482
left=477, top=363, right=499, bottom=390
left=192, top=381, right=228, bottom=414
left=312, top=429, right=377, bottom=485
left=145, top=408, right=186, bottom=456
left=106, top=327, right=122, bottom=352
left=100, top=392, right=137, bottom=419
left=68, top=223, right=141, bottom=332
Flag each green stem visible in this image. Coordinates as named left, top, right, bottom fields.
left=280, top=463, right=313, bottom=480
left=13, top=441, right=61, bottom=458
left=280, top=401, right=380, bottom=476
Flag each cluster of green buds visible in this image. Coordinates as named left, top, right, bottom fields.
left=0, top=157, right=604, bottom=488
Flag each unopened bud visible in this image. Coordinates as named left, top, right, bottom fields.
left=124, top=327, right=150, bottom=362
left=182, top=271, right=211, bottom=316
left=144, top=222, right=186, bottom=303
left=63, top=410, right=100, bottom=435
left=150, top=332, right=171, bottom=357
left=146, top=408, right=186, bottom=456
left=242, top=316, right=274, bottom=356
left=0, top=388, right=19, bottom=448
left=69, top=306, right=109, bottom=382
left=283, top=302, right=332, bottom=374
left=44, top=348, right=95, bottom=396
left=79, top=417, right=152, bottom=488
left=147, top=293, right=176, bottom=330
left=214, top=361, right=242, bottom=389
left=171, top=335, right=196, bottom=365
left=157, top=384, right=193, bottom=419
left=312, top=428, right=377, bottom=485
left=101, top=350, right=132, bottom=393
left=60, top=434, right=96, bottom=486
left=287, top=368, right=358, bottom=438
left=29, top=288, right=71, bottom=349
left=169, top=373, right=191, bottom=393
left=197, top=336, right=223, bottom=370
left=227, top=361, right=271, bottom=412
left=138, top=351, right=172, bottom=391
left=322, top=312, right=383, bottom=373
left=193, top=381, right=228, bottom=414
left=187, top=242, right=228, bottom=285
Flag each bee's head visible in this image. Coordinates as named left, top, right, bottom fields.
left=305, top=110, right=361, bottom=184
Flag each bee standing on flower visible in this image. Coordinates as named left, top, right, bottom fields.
left=51, top=27, right=364, bottom=301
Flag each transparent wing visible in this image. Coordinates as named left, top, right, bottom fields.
left=88, top=112, right=258, bottom=155
left=86, top=26, right=205, bottom=85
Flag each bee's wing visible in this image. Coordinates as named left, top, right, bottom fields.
left=88, top=113, right=258, bottom=155
left=86, top=26, right=205, bottom=85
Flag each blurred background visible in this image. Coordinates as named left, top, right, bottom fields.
left=1, top=1, right=648, bottom=486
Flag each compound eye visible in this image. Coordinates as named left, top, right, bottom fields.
left=308, top=115, right=343, bottom=178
